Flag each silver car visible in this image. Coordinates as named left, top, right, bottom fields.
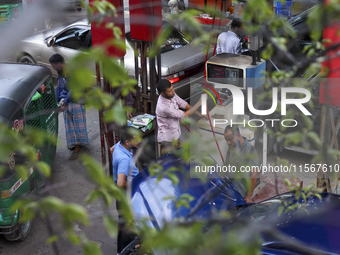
left=16, top=18, right=212, bottom=101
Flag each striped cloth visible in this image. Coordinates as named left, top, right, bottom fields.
left=63, top=102, right=89, bottom=148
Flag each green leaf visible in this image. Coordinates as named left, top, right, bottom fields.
left=107, top=183, right=122, bottom=200
left=47, top=235, right=59, bottom=244
left=15, top=165, right=29, bottom=180
left=66, top=231, right=80, bottom=245
left=36, top=161, right=51, bottom=177
left=302, top=44, right=313, bottom=54
left=300, top=114, right=313, bottom=130
left=62, top=204, right=89, bottom=226
left=101, top=189, right=113, bottom=207
left=307, top=48, right=315, bottom=58
left=175, top=200, right=190, bottom=209
left=103, top=215, right=118, bottom=238
left=163, top=196, right=175, bottom=201
left=278, top=206, right=284, bottom=216
left=81, top=155, right=106, bottom=186
left=39, top=197, right=64, bottom=211
left=179, top=194, right=195, bottom=202
left=83, top=240, right=103, bottom=255
left=261, top=44, right=274, bottom=60
left=315, top=193, right=322, bottom=200
left=104, top=104, right=127, bottom=124
left=167, top=173, right=179, bottom=186
left=321, top=38, right=331, bottom=43
left=86, top=190, right=102, bottom=204
left=284, top=178, right=291, bottom=187
left=295, top=191, right=301, bottom=200
left=20, top=206, right=36, bottom=223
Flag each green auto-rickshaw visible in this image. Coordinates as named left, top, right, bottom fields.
left=0, top=63, right=58, bottom=241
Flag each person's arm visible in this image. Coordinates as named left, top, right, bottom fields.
left=183, top=98, right=202, bottom=117
left=55, top=85, right=61, bottom=103
left=117, top=173, right=128, bottom=189
left=63, top=89, right=72, bottom=105
left=244, top=170, right=257, bottom=203
left=116, top=158, right=130, bottom=189
left=183, top=103, right=208, bottom=119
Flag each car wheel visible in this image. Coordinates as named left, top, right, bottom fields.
left=4, top=219, right=32, bottom=242
left=19, top=55, right=35, bottom=64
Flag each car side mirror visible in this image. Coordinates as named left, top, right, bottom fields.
left=46, top=37, right=56, bottom=47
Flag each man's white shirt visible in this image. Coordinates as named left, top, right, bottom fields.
left=216, top=30, right=242, bottom=55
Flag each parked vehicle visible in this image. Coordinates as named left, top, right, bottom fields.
left=16, top=18, right=213, bottom=101
left=0, top=63, right=58, bottom=241
left=121, top=153, right=340, bottom=254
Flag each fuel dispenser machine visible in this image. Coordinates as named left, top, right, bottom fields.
left=197, top=53, right=266, bottom=166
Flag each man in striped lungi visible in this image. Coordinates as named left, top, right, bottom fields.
left=49, top=54, right=89, bottom=160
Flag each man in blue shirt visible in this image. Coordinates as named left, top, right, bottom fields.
left=112, top=127, right=140, bottom=188
left=111, top=127, right=141, bottom=253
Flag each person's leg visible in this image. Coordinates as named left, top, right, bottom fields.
left=116, top=198, right=136, bottom=253
left=69, top=104, right=88, bottom=160
left=63, top=105, right=76, bottom=149
left=160, top=141, right=170, bottom=156
left=73, top=104, right=89, bottom=147
left=116, top=200, right=124, bottom=253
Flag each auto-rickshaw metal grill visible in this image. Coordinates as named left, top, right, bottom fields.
left=0, top=63, right=58, bottom=239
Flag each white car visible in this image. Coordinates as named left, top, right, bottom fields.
left=17, top=18, right=212, bottom=101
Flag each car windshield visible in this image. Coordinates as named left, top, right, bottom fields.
left=235, top=194, right=292, bottom=223
left=125, top=21, right=189, bottom=54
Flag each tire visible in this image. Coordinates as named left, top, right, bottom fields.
left=19, top=55, right=35, bottom=64
left=4, top=219, right=32, bottom=242
left=77, top=7, right=82, bottom=11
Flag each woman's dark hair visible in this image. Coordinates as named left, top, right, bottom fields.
left=49, top=53, right=65, bottom=64
left=157, top=79, right=171, bottom=94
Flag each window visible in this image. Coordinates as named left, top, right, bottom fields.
left=55, top=27, right=90, bottom=50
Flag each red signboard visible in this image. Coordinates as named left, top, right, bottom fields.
left=90, top=0, right=126, bottom=58
left=319, top=0, right=340, bottom=106
left=129, top=0, right=162, bottom=42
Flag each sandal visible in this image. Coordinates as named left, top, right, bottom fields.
left=69, top=151, right=79, bottom=160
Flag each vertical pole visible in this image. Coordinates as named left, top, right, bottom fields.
left=157, top=51, right=162, bottom=82
left=262, top=123, right=267, bottom=168
left=141, top=42, right=148, bottom=95
left=96, top=63, right=106, bottom=168
left=134, top=41, right=142, bottom=112
left=149, top=48, right=157, bottom=115
left=318, top=104, right=327, bottom=189
left=141, top=42, right=148, bottom=113
left=103, top=78, right=114, bottom=176
left=251, top=51, right=257, bottom=65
